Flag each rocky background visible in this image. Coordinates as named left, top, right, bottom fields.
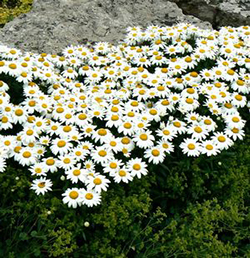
left=0, top=0, right=249, bottom=53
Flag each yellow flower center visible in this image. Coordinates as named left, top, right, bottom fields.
left=38, top=182, right=45, bottom=188
left=57, top=140, right=66, bottom=147
left=51, top=125, right=58, bottom=131
left=21, top=72, right=27, bottom=78
left=186, top=98, right=194, bottom=104
left=63, top=126, right=71, bottom=132
left=232, top=128, right=239, bottom=133
left=151, top=149, right=160, bottom=156
left=137, top=123, right=144, bottom=128
left=26, top=129, right=34, bottom=136
left=149, top=109, right=157, bottom=115
left=2, top=116, right=8, bottom=123
left=74, top=151, right=81, bottom=156
left=187, top=88, right=195, bottom=94
left=188, top=143, right=195, bottom=150
left=15, top=109, right=24, bottom=116
left=78, top=113, right=87, bottom=120
left=122, top=137, right=130, bottom=144
left=232, top=117, right=239, bottom=123
left=131, top=101, right=138, bottom=107
left=72, top=169, right=80, bottom=176
left=127, top=111, right=134, bottom=117
left=190, top=72, right=198, bottom=77
left=110, top=141, right=117, bottom=147
left=110, top=162, right=117, bottom=169
left=194, top=126, right=202, bottom=133
left=46, top=159, right=55, bottom=166
left=98, top=150, right=107, bottom=157
left=29, top=100, right=36, bottom=107
left=65, top=114, right=72, bottom=119
left=161, top=100, right=170, bottom=106
left=98, top=129, right=107, bottom=136
left=111, top=115, right=119, bottom=121
left=140, top=134, right=148, bottom=141
left=133, top=164, right=141, bottom=170
left=93, top=178, right=102, bottom=185
left=162, top=143, right=169, bottom=149
left=86, top=128, right=92, bottom=133
left=162, top=129, right=170, bottom=136
left=227, top=69, right=235, bottom=75
left=9, top=63, right=17, bottom=69
left=56, top=107, right=64, bottom=113
left=22, top=151, right=31, bottom=158
left=35, top=168, right=42, bottom=174
left=119, top=170, right=126, bottom=177
left=236, top=80, right=244, bottom=86
left=206, top=144, right=213, bottom=150
left=204, top=119, right=212, bottom=125
left=173, top=121, right=181, bottom=128
left=111, top=106, right=119, bottom=112
left=14, top=146, right=22, bottom=153
left=218, top=136, right=226, bottom=142
left=235, top=94, right=242, bottom=101
left=69, top=191, right=79, bottom=199
left=63, top=158, right=71, bottom=164
left=124, top=122, right=132, bottom=129
left=85, top=193, right=93, bottom=200
left=224, top=103, right=233, bottom=109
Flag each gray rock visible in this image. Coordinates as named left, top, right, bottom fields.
left=0, top=0, right=212, bottom=54
left=169, top=0, right=250, bottom=29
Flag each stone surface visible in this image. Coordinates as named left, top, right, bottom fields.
left=0, top=0, right=212, bottom=54
left=169, top=0, right=250, bottom=29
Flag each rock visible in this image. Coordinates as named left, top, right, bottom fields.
left=0, top=0, right=212, bottom=54
left=169, top=0, right=250, bottom=29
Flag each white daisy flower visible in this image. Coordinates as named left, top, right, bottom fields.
left=62, top=188, right=82, bottom=208
left=80, top=189, right=101, bottom=207
left=211, top=132, right=234, bottom=150
left=144, top=146, right=165, bottom=164
left=133, top=130, right=155, bottom=149
left=92, top=146, right=113, bottom=165
left=187, top=124, right=209, bottom=140
left=65, top=164, right=86, bottom=183
left=86, top=174, right=110, bottom=193
left=29, top=163, right=48, bottom=177
left=179, top=138, right=201, bottom=157
left=0, top=157, right=7, bottom=173
left=50, top=138, right=73, bottom=155
left=112, top=167, right=133, bottom=183
left=42, top=157, right=58, bottom=173
left=201, top=140, right=221, bottom=156
left=225, top=127, right=245, bottom=141
left=15, top=148, right=38, bottom=166
left=103, top=159, right=124, bottom=174
left=126, top=158, right=148, bottom=179
left=30, top=177, right=52, bottom=195
left=58, top=155, right=77, bottom=170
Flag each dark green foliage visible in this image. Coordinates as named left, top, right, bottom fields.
left=0, top=130, right=250, bottom=257
left=0, top=0, right=33, bottom=27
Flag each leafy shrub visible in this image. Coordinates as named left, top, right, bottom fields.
left=0, top=134, right=250, bottom=257
left=0, top=0, right=33, bottom=27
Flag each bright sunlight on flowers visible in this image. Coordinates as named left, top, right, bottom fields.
left=0, top=23, right=250, bottom=208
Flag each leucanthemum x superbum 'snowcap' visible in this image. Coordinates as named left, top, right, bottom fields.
left=0, top=23, right=250, bottom=208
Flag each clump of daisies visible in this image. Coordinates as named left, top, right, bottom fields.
left=0, top=23, right=250, bottom=208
